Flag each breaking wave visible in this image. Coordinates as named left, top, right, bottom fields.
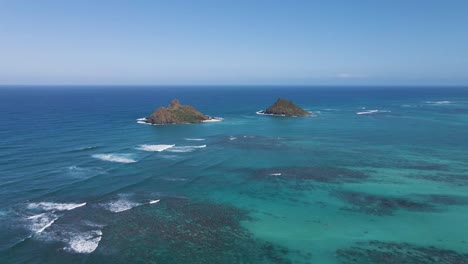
left=136, top=117, right=151, bottom=125
left=166, top=145, right=207, bottom=153
left=92, top=154, right=136, bottom=163
left=27, top=202, right=86, bottom=211
left=25, top=202, right=86, bottom=234
left=136, top=144, right=175, bottom=152
left=356, top=110, right=390, bottom=115
left=102, top=198, right=141, bottom=213
left=27, top=213, right=59, bottom=233
left=425, top=100, right=453, bottom=105
left=63, top=230, right=102, bottom=254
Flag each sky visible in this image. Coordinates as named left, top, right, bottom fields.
left=0, top=0, right=467, bottom=86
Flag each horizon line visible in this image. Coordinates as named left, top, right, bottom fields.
left=0, top=84, right=467, bottom=88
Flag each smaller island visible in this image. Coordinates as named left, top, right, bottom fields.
left=257, top=98, right=311, bottom=117
left=141, top=99, right=221, bottom=125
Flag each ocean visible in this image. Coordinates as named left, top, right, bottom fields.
left=1, top=86, right=468, bottom=263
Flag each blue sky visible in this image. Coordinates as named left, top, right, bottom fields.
left=0, top=0, right=467, bottom=85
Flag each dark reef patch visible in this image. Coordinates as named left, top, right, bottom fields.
left=366, top=160, right=448, bottom=171
left=251, top=166, right=369, bottom=184
left=400, top=162, right=449, bottom=170
left=407, top=173, right=468, bottom=186
left=333, top=191, right=434, bottom=215
left=333, top=191, right=468, bottom=216
left=89, top=198, right=302, bottom=264
left=420, top=194, right=468, bottom=206
left=336, top=241, right=468, bottom=264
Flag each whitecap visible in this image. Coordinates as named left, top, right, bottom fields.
left=92, top=154, right=136, bottom=163
left=356, top=110, right=390, bottom=115
left=27, top=202, right=86, bottom=211
left=63, top=230, right=102, bottom=254
left=256, top=110, right=284, bottom=116
left=269, top=173, right=282, bottom=176
left=78, top=146, right=99, bottom=151
left=66, top=166, right=98, bottom=178
left=37, top=217, right=58, bottom=233
left=161, top=177, right=188, bottom=182
left=425, top=100, right=452, bottom=105
left=229, top=136, right=237, bottom=141
left=166, top=145, right=207, bottom=153
left=68, top=165, right=83, bottom=171
left=25, top=202, right=86, bottom=234
left=136, top=117, right=151, bottom=125
left=202, top=117, right=223, bottom=122
left=103, top=199, right=140, bottom=213
left=27, top=212, right=59, bottom=233
left=356, top=110, right=379, bottom=115
left=184, top=138, right=206, bottom=141
left=149, top=199, right=160, bottom=204
left=136, top=144, right=175, bottom=152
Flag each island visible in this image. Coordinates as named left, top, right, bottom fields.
left=141, top=99, right=221, bottom=125
left=257, top=98, right=311, bottom=117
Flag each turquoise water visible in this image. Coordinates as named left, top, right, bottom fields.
left=1, top=86, right=468, bottom=263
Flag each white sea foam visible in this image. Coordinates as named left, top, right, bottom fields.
left=166, top=145, right=207, bottom=153
left=136, top=144, right=175, bottom=152
left=256, top=110, right=284, bottom=116
left=25, top=202, right=86, bottom=234
left=27, top=213, right=46, bottom=220
left=67, top=166, right=94, bottom=178
left=92, top=154, right=136, bottom=163
left=149, top=199, right=160, bottom=204
left=256, top=110, right=312, bottom=117
left=161, top=177, right=188, bottom=182
left=356, top=110, right=379, bottom=115
left=185, top=138, right=206, bottom=141
left=356, top=110, right=390, bottom=115
left=103, top=199, right=141, bottom=213
left=425, top=100, right=453, bottom=105
left=37, top=217, right=58, bottom=233
left=229, top=136, right=237, bottom=141
left=269, top=173, right=282, bottom=176
left=27, top=212, right=59, bottom=233
left=202, top=117, right=223, bottom=122
left=78, top=146, right=99, bottom=151
left=136, top=117, right=151, bottom=125
left=25, top=204, right=103, bottom=254
left=63, top=230, right=102, bottom=254
left=27, top=202, right=87, bottom=211
left=68, top=166, right=83, bottom=171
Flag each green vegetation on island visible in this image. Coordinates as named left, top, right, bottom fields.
left=260, top=98, right=311, bottom=117
left=145, top=99, right=210, bottom=124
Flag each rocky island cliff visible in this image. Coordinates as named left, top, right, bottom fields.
left=144, top=99, right=212, bottom=124
left=258, top=98, right=311, bottom=117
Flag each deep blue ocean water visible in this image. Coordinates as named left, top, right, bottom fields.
left=1, top=86, right=468, bottom=263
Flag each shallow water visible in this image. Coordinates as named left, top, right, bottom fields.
left=1, top=86, right=468, bottom=263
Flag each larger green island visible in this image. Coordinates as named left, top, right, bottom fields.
left=142, top=99, right=220, bottom=125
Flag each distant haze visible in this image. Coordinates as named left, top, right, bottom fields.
left=0, top=1, right=467, bottom=86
